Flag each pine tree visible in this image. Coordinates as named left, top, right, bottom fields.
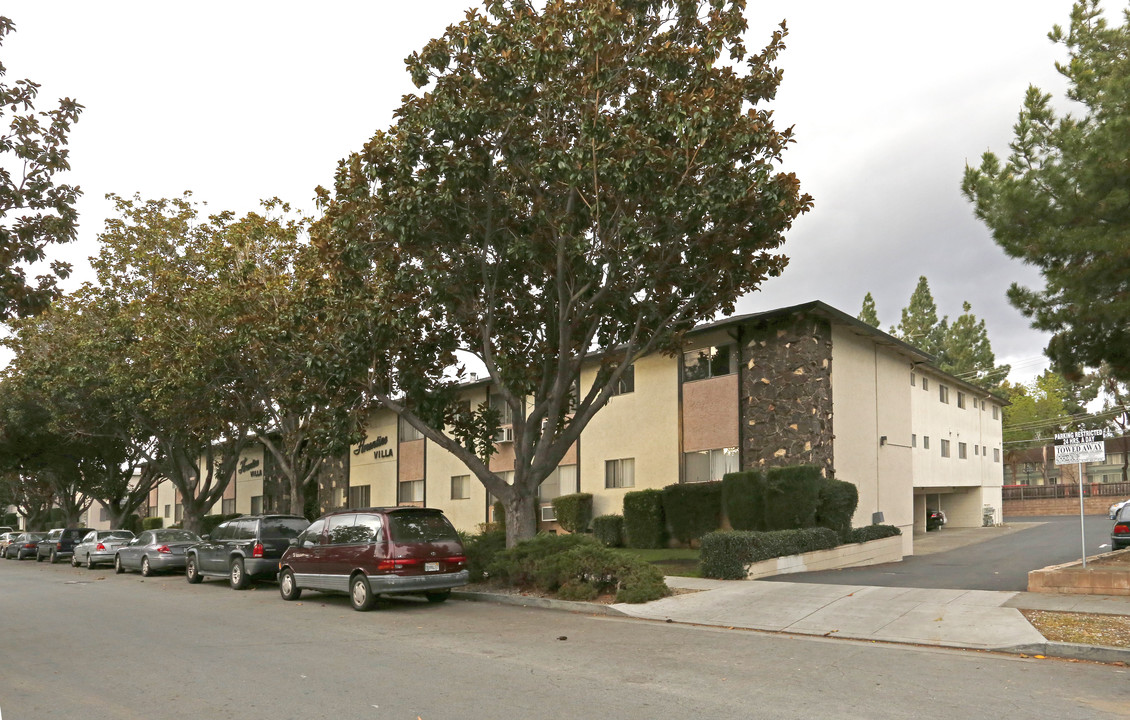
left=858, top=292, right=880, bottom=328
left=891, top=277, right=944, bottom=357
left=936, top=301, right=1011, bottom=389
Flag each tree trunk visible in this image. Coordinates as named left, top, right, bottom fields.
left=181, top=497, right=209, bottom=534
left=503, top=489, right=538, bottom=548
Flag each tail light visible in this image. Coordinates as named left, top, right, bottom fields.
left=1115, top=524, right=1130, bottom=534
left=23, top=543, right=35, bottom=549
left=252, top=543, right=264, bottom=558
left=156, top=545, right=171, bottom=554
left=448, top=555, right=467, bottom=566
left=56, top=543, right=63, bottom=550
left=96, top=543, right=106, bottom=551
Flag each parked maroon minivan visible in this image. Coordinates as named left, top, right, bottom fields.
left=277, top=507, right=468, bottom=611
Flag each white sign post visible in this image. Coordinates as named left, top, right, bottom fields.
left=1054, top=429, right=1106, bottom=568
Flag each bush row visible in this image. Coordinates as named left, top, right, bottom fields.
left=699, top=527, right=840, bottom=580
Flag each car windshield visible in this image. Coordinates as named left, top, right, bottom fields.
left=154, top=530, right=199, bottom=543
left=26, top=533, right=46, bottom=540
left=387, top=512, right=458, bottom=543
left=261, top=518, right=309, bottom=539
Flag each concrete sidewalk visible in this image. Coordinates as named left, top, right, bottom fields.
left=609, top=576, right=1130, bottom=663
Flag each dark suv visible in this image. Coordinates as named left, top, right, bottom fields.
left=278, top=507, right=468, bottom=611
left=37, top=527, right=95, bottom=563
left=185, top=515, right=310, bottom=589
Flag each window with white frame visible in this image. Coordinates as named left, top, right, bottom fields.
left=451, top=475, right=471, bottom=500
left=993, top=448, right=1001, bottom=462
left=684, top=448, right=739, bottom=483
left=610, top=364, right=635, bottom=396
left=397, top=480, right=423, bottom=503
left=399, top=416, right=424, bottom=442
left=683, top=344, right=738, bottom=382
left=489, top=392, right=515, bottom=426
left=940, top=439, right=950, bottom=457
left=538, top=465, right=578, bottom=501
left=605, top=458, right=635, bottom=489
left=222, top=498, right=236, bottom=515
left=958, top=442, right=967, bottom=459
left=349, top=484, right=372, bottom=508
left=939, top=385, right=949, bottom=404
left=957, top=391, right=965, bottom=409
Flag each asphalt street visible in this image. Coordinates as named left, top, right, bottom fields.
left=764, top=515, right=1116, bottom=591
left=1, top=558, right=1127, bottom=719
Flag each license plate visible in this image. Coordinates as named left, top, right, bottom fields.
left=425, top=562, right=439, bottom=572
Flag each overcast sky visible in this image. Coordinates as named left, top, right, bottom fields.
left=4, top=0, right=1085, bottom=381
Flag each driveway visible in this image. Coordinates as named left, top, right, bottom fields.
left=761, top=514, right=1116, bottom=592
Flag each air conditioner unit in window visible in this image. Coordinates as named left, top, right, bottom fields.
left=495, top=426, right=514, bottom=443
left=540, top=505, right=556, bottom=522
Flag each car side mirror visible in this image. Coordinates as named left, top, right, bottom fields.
left=288, top=538, right=298, bottom=547
left=200, top=534, right=210, bottom=541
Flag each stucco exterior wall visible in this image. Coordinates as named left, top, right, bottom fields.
left=233, top=445, right=265, bottom=515
left=349, top=409, right=399, bottom=508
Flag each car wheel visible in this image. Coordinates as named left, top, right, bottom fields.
left=71, top=553, right=79, bottom=567
left=279, top=569, right=301, bottom=601
left=229, top=558, right=248, bottom=590
left=114, top=555, right=124, bottom=574
left=50, top=550, right=58, bottom=564
left=185, top=556, right=202, bottom=584
left=350, top=574, right=376, bottom=611
left=86, top=553, right=95, bottom=570
left=141, top=556, right=152, bottom=577
left=36, top=551, right=44, bottom=562
left=425, top=590, right=451, bottom=604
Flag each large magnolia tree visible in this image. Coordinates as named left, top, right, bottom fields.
left=317, top=0, right=810, bottom=546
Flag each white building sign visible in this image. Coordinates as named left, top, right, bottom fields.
left=1053, top=430, right=1106, bottom=466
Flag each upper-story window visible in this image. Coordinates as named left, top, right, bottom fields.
left=489, top=392, right=515, bottom=425
left=610, top=364, right=635, bottom=396
left=957, top=391, right=966, bottom=409
left=992, top=405, right=999, bottom=420
left=682, top=344, right=737, bottom=382
left=939, top=385, right=950, bottom=404
left=910, top=372, right=916, bottom=386
left=399, top=415, right=424, bottom=441
left=922, top=377, right=930, bottom=391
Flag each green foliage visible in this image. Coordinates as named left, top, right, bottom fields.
left=551, top=493, right=593, bottom=534
left=846, top=524, right=902, bottom=544
left=0, top=17, right=83, bottom=320
left=721, top=470, right=766, bottom=531
left=815, top=479, right=859, bottom=541
left=1, top=512, right=16, bottom=528
left=622, top=489, right=666, bottom=549
left=763, top=466, right=822, bottom=530
left=936, top=301, right=1010, bottom=387
left=592, top=514, right=624, bottom=547
left=699, top=528, right=840, bottom=579
left=891, top=276, right=944, bottom=357
left=858, top=292, right=880, bottom=328
left=142, top=517, right=164, bottom=530
left=661, top=481, right=722, bottom=544
left=316, top=0, right=810, bottom=548
left=963, top=1, right=1130, bottom=383
left=200, top=513, right=242, bottom=537
left=461, top=528, right=506, bottom=583
left=119, top=514, right=143, bottom=534
left=487, top=533, right=593, bottom=590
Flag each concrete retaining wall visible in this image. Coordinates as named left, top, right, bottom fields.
left=745, top=535, right=903, bottom=580
left=1004, top=498, right=1111, bottom=517
left=1028, top=550, right=1130, bottom=595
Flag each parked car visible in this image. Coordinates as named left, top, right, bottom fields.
left=5, top=532, right=46, bottom=560
left=0, top=531, right=23, bottom=555
left=1109, top=499, right=1129, bottom=520
left=186, top=515, right=309, bottom=589
left=278, top=507, right=468, bottom=611
left=0, top=526, right=13, bottom=535
left=36, top=527, right=94, bottom=563
left=71, top=530, right=136, bottom=569
left=114, top=529, right=201, bottom=576
left=926, top=508, right=947, bottom=531
left=1112, top=505, right=1130, bottom=551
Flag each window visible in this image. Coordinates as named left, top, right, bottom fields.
left=222, top=499, right=236, bottom=515
left=682, top=344, right=738, bottom=382
left=911, top=434, right=917, bottom=448
left=327, top=514, right=369, bottom=545
left=175, top=503, right=183, bottom=522
left=489, top=392, right=515, bottom=426
left=939, top=385, right=949, bottom=404
left=605, top=458, right=635, bottom=489
left=610, top=364, right=635, bottom=396
left=958, top=442, right=967, bottom=459
left=974, top=445, right=979, bottom=456
left=684, top=448, right=739, bottom=483
left=993, top=448, right=1001, bottom=462
left=923, top=436, right=930, bottom=450
left=164, top=504, right=171, bottom=519
left=250, top=495, right=263, bottom=515
left=399, top=415, right=424, bottom=442
left=398, top=479, right=424, bottom=503
left=957, top=391, right=965, bottom=409
left=910, top=372, right=916, bottom=386
left=348, top=484, right=371, bottom=508
left=538, top=465, right=578, bottom=501
left=940, top=439, right=950, bottom=458
left=297, top=518, right=326, bottom=548
left=922, top=377, right=929, bottom=391
left=992, top=405, right=999, bottom=420
left=451, top=475, right=471, bottom=500
left=99, top=507, right=109, bottom=522
left=147, top=504, right=157, bottom=519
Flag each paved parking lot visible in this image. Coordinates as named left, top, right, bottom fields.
left=762, top=514, right=1117, bottom=591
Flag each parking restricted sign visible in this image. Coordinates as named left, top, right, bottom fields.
left=1053, top=429, right=1107, bottom=466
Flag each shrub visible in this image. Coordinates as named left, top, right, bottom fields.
left=622, top=489, right=666, bottom=548
left=487, top=533, right=592, bottom=590
left=592, top=514, right=624, bottom=547
left=662, top=481, right=722, bottom=544
left=614, top=565, right=672, bottom=604
left=699, top=527, right=840, bottom=579
left=721, top=470, right=766, bottom=531
left=142, top=517, right=164, bottom=530
left=557, top=579, right=600, bottom=601
left=200, top=513, right=242, bottom=537
left=462, top=528, right=506, bottom=582
left=816, top=479, right=859, bottom=541
left=763, top=466, right=822, bottom=530
left=120, top=514, right=143, bottom=534
left=846, top=524, right=901, bottom=544
left=552, top=493, right=593, bottom=534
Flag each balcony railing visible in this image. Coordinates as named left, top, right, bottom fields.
left=1003, top=481, right=1130, bottom=501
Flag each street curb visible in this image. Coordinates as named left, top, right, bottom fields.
left=999, top=641, right=1130, bottom=665
left=452, top=589, right=628, bottom=617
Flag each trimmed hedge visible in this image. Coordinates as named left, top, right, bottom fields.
left=552, top=493, right=593, bottom=534
left=592, top=514, right=624, bottom=547
left=699, top=527, right=840, bottom=580
left=142, top=516, right=164, bottom=530
left=721, top=471, right=765, bottom=531
left=622, top=489, right=666, bottom=548
left=764, top=466, right=822, bottom=530
left=662, top=481, right=722, bottom=544
left=816, top=479, right=859, bottom=541
left=846, top=524, right=902, bottom=544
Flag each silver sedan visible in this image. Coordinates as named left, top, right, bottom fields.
left=114, top=529, right=201, bottom=576
left=72, top=530, right=135, bottom=569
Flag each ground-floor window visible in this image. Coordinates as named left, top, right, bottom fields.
left=451, top=475, right=471, bottom=500
left=684, top=447, right=738, bottom=483
left=398, top=479, right=424, bottom=503
left=174, top=504, right=183, bottom=522
left=539, top=465, right=578, bottom=501
left=349, top=484, right=372, bottom=508
left=605, top=458, right=635, bottom=489
left=222, top=499, right=236, bottom=515
left=250, top=495, right=263, bottom=515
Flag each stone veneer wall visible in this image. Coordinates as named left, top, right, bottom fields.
left=316, top=454, right=350, bottom=516
left=740, top=312, right=834, bottom=476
